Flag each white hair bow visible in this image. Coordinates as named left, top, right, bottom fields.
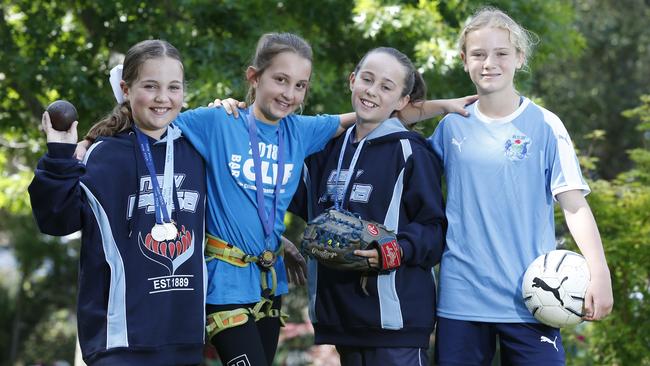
left=109, top=64, right=124, bottom=103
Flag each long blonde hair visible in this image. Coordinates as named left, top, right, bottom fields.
left=457, top=7, right=537, bottom=70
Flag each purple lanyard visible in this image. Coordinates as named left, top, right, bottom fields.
left=134, top=127, right=171, bottom=225
left=246, top=109, right=285, bottom=248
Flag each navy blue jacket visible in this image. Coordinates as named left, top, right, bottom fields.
left=29, top=126, right=207, bottom=365
left=290, top=118, right=446, bottom=348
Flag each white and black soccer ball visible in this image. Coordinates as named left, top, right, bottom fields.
left=522, top=250, right=590, bottom=328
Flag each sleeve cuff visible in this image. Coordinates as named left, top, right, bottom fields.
left=398, top=238, right=413, bottom=263
left=46, top=143, right=77, bottom=159
left=551, top=184, right=591, bottom=201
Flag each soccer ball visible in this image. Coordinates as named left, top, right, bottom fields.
left=522, top=250, right=590, bottom=328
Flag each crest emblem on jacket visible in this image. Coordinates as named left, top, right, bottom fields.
left=128, top=174, right=199, bottom=294
left=137, top=226, right=196, bottom=294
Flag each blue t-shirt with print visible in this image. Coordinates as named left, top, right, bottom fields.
left=429, top=98, right=589, bottom=323
left=175, top=107, right=339, bottom=304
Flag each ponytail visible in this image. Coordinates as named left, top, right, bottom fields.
left=407, top=69, right=427, bottom=104
left=85, top=102, right=132, bottom=142
left=395, top=70, right=427, bottom=124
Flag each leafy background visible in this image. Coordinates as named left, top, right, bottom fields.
left=1, top=0, right=648, bottom=365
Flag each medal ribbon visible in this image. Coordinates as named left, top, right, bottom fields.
left=334, top=127, right=366, bottom=211
left=134, top=126, right=175, bottom=225
left=247, top=108, right=285, bottom=250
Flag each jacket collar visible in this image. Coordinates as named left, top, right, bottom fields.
left=358, top=117, right=407, bottom=142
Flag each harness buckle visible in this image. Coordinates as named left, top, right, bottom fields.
left=257, top=249, right=276, bottom=269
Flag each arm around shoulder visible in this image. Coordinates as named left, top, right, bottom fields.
left=400, top=95, right=477, bottom=125
left=333, top=112, right=356, bottom=137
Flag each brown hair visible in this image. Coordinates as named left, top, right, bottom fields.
left=246, top=33, right=313, bottom=104
left=354, top=47, right=427, bottom=122
left=85, top=40, right=183, bottom=141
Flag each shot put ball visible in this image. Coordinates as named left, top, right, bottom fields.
left=46, top=100, right=78, bottom=131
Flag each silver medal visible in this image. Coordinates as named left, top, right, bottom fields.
left=163, top=222, right=178, bottom=241
left=151, top=224, right=167, bottom=242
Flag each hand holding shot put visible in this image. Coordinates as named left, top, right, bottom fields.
left=42, top=110, right=78, bottom=144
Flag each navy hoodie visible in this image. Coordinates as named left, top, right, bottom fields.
left=28, top=125, right=206, bottom=366
left=290, top=118, right=446, bottom=348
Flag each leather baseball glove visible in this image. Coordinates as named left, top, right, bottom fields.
left=300, top=209, right=401, bottom=272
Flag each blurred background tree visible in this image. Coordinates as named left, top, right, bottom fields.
left=1, top=0, right=648, bottom=365
left=534, top=0, right=650, bottom=180
left=558, top=94, right=650, bottom=366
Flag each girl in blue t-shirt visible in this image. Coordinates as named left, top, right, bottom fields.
left=216, top=45, right=477, bottom=365
left=430, top=7, right=613, bottom=365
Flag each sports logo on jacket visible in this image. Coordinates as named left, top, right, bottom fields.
left=127, top=173, right=200, bottom=218
left=138, top=225, right=196, bottom=294
left=320, top=170, right=373, bottom=204
left=504, top=134, right=531, bottom=161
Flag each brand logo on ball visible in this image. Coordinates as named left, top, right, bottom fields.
left=532, top=276, right=568, bottom=306
left=367, top=223, right=379, bottom=236
left=522, top=250, right=590, bottom=328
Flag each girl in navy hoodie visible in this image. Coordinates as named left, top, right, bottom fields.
left=29, top=40, right=207, bottom=366
left=289, top=47, right=446, bottom=366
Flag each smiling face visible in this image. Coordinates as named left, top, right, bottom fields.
left=461, top=27, right=524, bottom=98
left=248, top=51, right=312, bottom=124
left=349, top=52, right=410, bottom=125
left=123, top=57, right=184, bottom=139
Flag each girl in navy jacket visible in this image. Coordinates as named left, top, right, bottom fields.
left=29, top=40, right=207, bottom=366
left=290, top=47, right=446, bottom=366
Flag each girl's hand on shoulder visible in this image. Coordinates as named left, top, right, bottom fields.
left=583, top=268, right=613, bottom=321
left=74, top=139, right=91, bottom=161
left=443, top=95, right=478, bottom=116
left=42, top=111, right=78, bottom=144
left=207, top=98, right=247, bottom=118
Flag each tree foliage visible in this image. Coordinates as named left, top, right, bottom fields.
left=533, top=0, right=650, bottom=179
left=559, top=95, right=650, bottom=365
left=0, top=0, right=648, bottom=364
